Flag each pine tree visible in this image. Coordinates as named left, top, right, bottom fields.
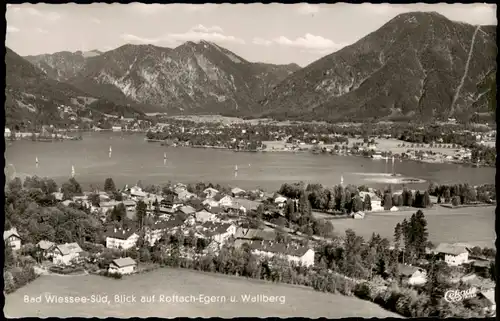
left=363, top=194, right=372, bottom=211
left=423, top=191, right=432, bottom=208
left=104, top=178, right=116, bottom=193
left=383, top=193, right=392, bottom=210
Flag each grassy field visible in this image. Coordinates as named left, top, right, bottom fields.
left=351, top=138, right=460, bottom=156
left=5, top=268, right=400, bottom=318
left=318, top=206, right=495, bottom=248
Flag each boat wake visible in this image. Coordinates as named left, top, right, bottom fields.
left=351, top=172, right=402, bottom=177
left=364, top=177, right=426, bottom=184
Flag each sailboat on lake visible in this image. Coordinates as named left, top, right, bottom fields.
left=71, top=165, right=75, bottom=178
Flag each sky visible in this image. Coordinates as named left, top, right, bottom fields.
left=5, top=3, right=497, bottom=67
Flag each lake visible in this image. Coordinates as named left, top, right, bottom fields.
left=4, top=132, right=495, bottom=192
left=4, top=268, right=401, bottom=318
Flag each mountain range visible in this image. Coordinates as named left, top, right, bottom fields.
left=7, top=11, right=497, bottom=126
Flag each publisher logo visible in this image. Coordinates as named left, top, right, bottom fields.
left=444, top=288, right=478, bottom=303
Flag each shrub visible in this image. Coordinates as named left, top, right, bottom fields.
left=354, top=282, right=372, bottom=300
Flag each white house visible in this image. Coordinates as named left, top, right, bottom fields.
left=274, top=195, right=287, bottom=208
left=108, top=257, right=137, bottom=275
left=112, top=126, right=122, bottom=132
left=231, top=187, right=246, bottom=197
left=202, top=198, right=220, bottom=208
left=5, top=127, right=11, bottom=137
left=177, top=190, right=196, bottom=201
left=390, top=206, right=399, bottom=212
left=105, top=228, right=139, bottom=250
left=179, top=205, right=196, bottom=215
left=246, top=240, right=315, bottom=267
left=399, top=264, right=427, bottom=286
left=51, top=243, right=83, bottom=266
left=130, top=186, right=147, bottom=199
left=433, top=243, right=470, bottom=266
left=195, top=210, right=217, bottom=223
left=219, top=195, right=234, bottom=207
left=203, top=187, right=219, bottom=199
left=4, top=228, right=22, bottom=251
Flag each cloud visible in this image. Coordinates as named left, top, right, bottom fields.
left=91, top=18, right=101, bottom=24
left=183, top=4, right=218, bottom=12
left=121, top=24, right=245, bottom=46
left=9, top=6, right=61, bottom=22
left=297, top=3, right=320, bottom=15
left=254, top=33, right=348, bottom=53
left=120, top=34, right=161, bottom=44
left=36, top=28, right=48, bottom=34
left=191, top=24, right=223, bottom=33
left=252, top=37, right=272, bottom=46
left=7, top=25, right=20, bottom=33
left=128, top=3, right=171, bottom=15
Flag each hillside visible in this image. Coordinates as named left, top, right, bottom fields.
left=260, top=12, right=497, bottom=122
left=6, top=48, right=143, bottom=128
left=25, top=42, right=300, bottom=115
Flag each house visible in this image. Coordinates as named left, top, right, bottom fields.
left=207, top=223, right=236, bottom=244
left=161, top=194, right=175, bottom=208
left=390, top=206, right=399, bottom=212
left=234, top=198, right=260, bottom=212
left=62, top=200, right=73, bottom=207
left=208, top=206, right=222, bottom=214
left=130, top=186, right=147, bottom=199
left=51, top=243, right=83, bottom=265
left=274, top=195, right=287, bottom=204
left=112, top=126, right=122, bottom=132
left=145, top=221, right=170, bottom=246
left=5, top=127, right=11, bottom=137
left=203, top=187, right=219, bottom=199
left=353, top=211, right=365, bottom=219
left=179, top=205, right=196, bottom=215
left=433, top=243, right=470, bottom=266
left=203, top=198, right=220, bottom=208
left=108, top=257, right=137, bottom=275
left=122, top=200, right=136, bottom=211
left=219, top=195, right=234, bottom=207
left=399, top=264, right=427, bottom=286
left=200, top=222, right=236, bottom=244
left=105, top=228, right=139, bottom=250
left=4, top=228, right=22, bottom=251
left=243, top=240, right=315, bottom=267
left=470, top=259, right=492, bottom=277
left=274, top=195, right=287, bottom=208
left=195, top=210, right=217, bottom=223
left=177, top=190, right=196, bottom=201
left=51, top=192, right=64, bottom=201
left=234, top=228, right=276, bottom=242
left=37, top=240, right=55, bottom=258
left=231, top=187, right=246, bottom=197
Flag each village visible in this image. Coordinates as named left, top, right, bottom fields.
left=4, top=178, right=496, bottom=317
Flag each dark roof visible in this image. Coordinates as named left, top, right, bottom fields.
left=208, top=206, right=222, bottom=214
left=245, top=240, right=311, bottom=257
left=398, top=264, right=425, bottom=276
left=164, top=219, right=184, bottom=229
left=111, top=257, right=137, bottom=268
left=433, top=243, right=470, bottom=256
left=105, top=228, right=138, bottom=240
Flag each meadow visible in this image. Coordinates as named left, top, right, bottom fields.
left=318, top=206, right=495, bottom=248
left=4, top=268, right=400, bottom=318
